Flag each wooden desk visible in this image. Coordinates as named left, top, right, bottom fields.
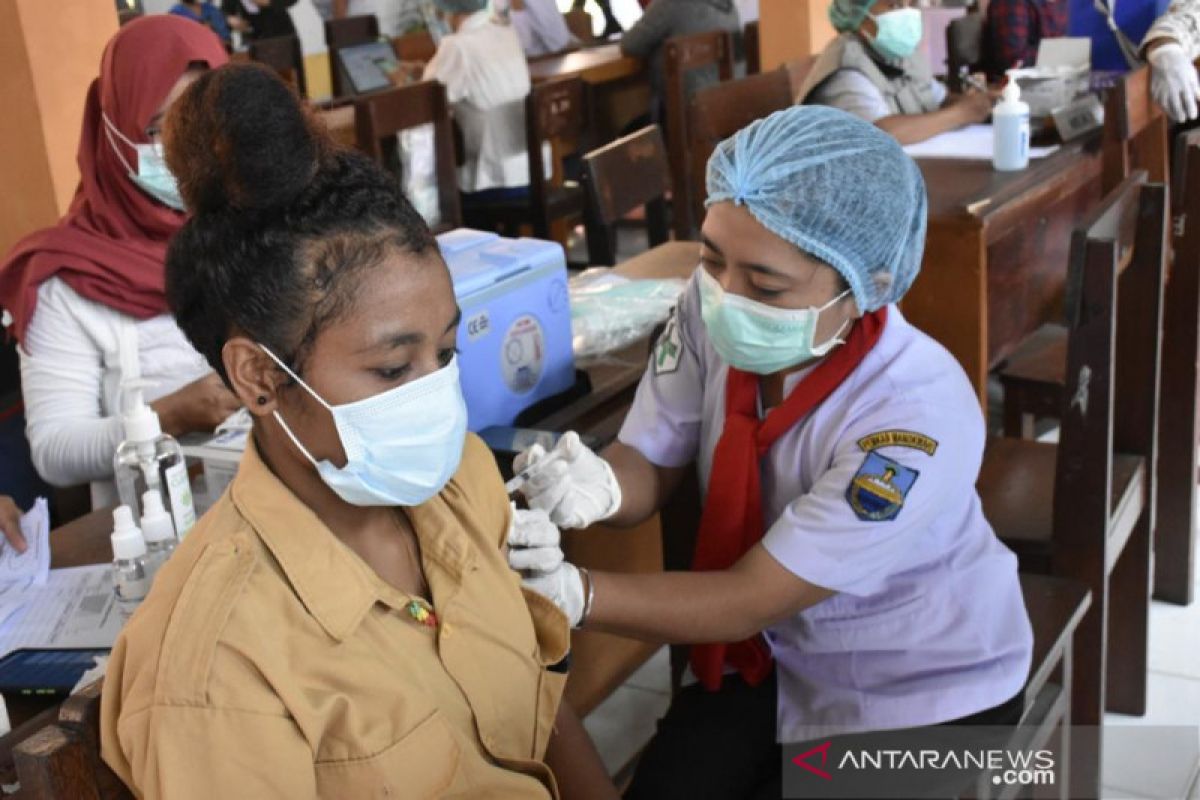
left=529, top=43, right=643, bottom=85
left=902, top=141, right=1104, bottom=407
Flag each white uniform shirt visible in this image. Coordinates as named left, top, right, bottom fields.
left=422, top=12, right=533, bottom=193
left=20, top=277, right=212, bottom=507
left=618, top=269, right=1033, bottom=741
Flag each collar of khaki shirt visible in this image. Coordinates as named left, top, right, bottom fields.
left=229, top=435, right=480, bottom=643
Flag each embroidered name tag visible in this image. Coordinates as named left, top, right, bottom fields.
left=857, top=429, right=939, bottom=456
left=846, top=452, right=919, bottom=522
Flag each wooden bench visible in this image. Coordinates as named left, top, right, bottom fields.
left=352, top=81, right=462, bottom=233
left=582, top=124, right=683, bottom=269
left=686, top=66, right=794, bottom=234
left=324, top=14, right=379, bottom=100
left=462, top=76, right=589, bottom=244
left=663, top=30, right=735, bottom=240
left=979, top=172, right=1167, bottom=798
left=248, top=34, right=307, bottom=99
left=10, top=681, right=130, bottom=799
left=996, top=67, right=1195, bottom=606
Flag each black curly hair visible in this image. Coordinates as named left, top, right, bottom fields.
left=163, top=63, right=438, bottom=384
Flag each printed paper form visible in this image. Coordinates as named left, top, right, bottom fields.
left=902, top=125, right=1060, bottom=161
left=0, top=497, right=51, bottom=590
left=0, top=565, right=124, bottom=657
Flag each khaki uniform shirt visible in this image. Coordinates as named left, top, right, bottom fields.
left=100, top=434, right=569, bottom=799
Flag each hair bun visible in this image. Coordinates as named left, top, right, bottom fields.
left=164, top=63, right=327, bottom=216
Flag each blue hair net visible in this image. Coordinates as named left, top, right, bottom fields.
left=433, top=0, right=488, bottom=12
left=828, top=0, right=874, bottom=33
left=705, top=105, right=927, bottom=313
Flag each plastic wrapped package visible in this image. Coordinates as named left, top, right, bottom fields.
left=569, top=269, right=686, bottom=361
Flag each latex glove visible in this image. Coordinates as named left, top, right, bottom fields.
left=1150, top=42, right=1200, bottom=122
left=507, top=506, right=564, bottom=573
left=521, top=562, right=585, bottom=628
left=513, top=431, right=622, bottom=529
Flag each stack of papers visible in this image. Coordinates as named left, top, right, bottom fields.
left=902, top=125, right=1060, bottom=161
left=0, top=499, right=123, bottom=658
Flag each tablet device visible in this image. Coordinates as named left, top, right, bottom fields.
left=0, top=648, right=109, bottom=698
left=337, top=40, right=400, bottom=96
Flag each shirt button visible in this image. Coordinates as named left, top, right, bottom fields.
left=442, top=624, right=454, bottom=637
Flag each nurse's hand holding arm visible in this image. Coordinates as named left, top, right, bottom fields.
left=525, top=543, right=835, bottom=639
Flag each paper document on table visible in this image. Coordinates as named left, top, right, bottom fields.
left=0, top=497, right=51, bottom=591
left=0, top=565, right=123, bottom=657
left=902, top=125, right=1060, bottom=161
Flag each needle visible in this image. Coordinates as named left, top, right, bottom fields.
left=505, top=451, right=564, bottom=496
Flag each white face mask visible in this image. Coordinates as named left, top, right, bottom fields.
left=260, top=346, right=469, bottom=507
left=102, top=113, right=187, bottom=212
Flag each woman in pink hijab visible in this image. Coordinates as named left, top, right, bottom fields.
left=0, top=16, right=238, bottom=508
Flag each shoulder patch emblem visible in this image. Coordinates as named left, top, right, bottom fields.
left=846, top=452, right=919, bottom=522
left=653, top=314, right=683, bottom=375
left=857, top=430, right=939, bottom=456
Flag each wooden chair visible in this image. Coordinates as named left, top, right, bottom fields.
left=946, top=11, right=985, bottom=92
left=12, top=681, right=132, bottom=799
left=996, top=67, right=1190, bottom=603
left=663, top=30, right=736, bottom=240
left=325, top=14, right=380, bottom=99
left=353, top=81, right=462, bottom=232
left=582, top=125, right=696, bottom=271
left=686, top=67, right=793, bottom=235
left=978, top=172, right=1167, bottom=797
left=461, top=76, right=589, bottom=242
left=743, top=21, right=760, bottom=76
left=564, top=9, right=594, bottom=43
left=248, top=34, right=307, bottom=99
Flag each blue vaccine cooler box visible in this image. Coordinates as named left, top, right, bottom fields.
left=438, top=229, right=574, bottom=431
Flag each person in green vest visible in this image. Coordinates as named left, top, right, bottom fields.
left=796, top=0, right=993, bottom=145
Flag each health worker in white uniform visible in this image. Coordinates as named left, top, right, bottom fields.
left=508, top=105, right=1034, bottom=800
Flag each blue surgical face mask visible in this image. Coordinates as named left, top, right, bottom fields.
left=867, top=7, right=923, bottom=62
left=103, top=113, right=187, bottom=212
left=260, top=346, right=469, bottom=507
left=698, top=267, right=851, bottom=375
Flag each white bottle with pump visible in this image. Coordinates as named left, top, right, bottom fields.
left=111, top=506, right=150, bottom=621
left=140, top=490, right=178, bottom=581
left=992, top=80, right=1030, bottom=172
left=113, top=380, right=197, bottom=539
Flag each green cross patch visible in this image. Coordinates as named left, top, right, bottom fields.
left=654, top=316, right=683, bottom=375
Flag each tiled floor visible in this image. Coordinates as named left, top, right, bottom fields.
left=1100, top=561, right=1200, bottom=800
